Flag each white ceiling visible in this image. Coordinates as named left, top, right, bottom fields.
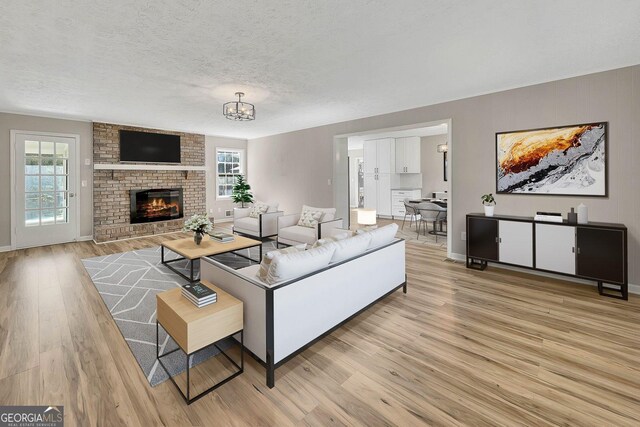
left=1, top=1, right=639, bottom=139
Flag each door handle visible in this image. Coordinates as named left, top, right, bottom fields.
left=495, top=237, right=499, bottom=243
left=577, top=247, right=581, bottom=255
left=572, top=247, right=575, bottom=253
left=69, top=193, right=76, bottom=197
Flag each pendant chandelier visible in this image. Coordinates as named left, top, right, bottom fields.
left=223, top=92, right=255, bottom=121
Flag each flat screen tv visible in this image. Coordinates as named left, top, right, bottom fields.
left=119, top=130, right=181, bottom=163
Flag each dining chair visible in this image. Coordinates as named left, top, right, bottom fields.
left=417, top=202, right=447, bottom=242
left=402, top=198, right=420, bottom=230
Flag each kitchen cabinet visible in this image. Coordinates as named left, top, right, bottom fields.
left=363, top=138, right=394, bottom=174
left=391, top=189, right=421, bottom=218
left=395, top=137, right=421, bottom=173
left=363, top=173, right=391, bottom=216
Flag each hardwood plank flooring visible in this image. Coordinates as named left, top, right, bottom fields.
left=0, top=228, right=639, bottom=426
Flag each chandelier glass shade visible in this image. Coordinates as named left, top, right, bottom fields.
left=223, top=92, right=255, bottom=121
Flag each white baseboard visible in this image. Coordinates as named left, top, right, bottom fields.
left=0, top=245, right=11, bottom=252
left=449, top=252, right=639, bottom=295
left=78, top=235, right=94, bottom=241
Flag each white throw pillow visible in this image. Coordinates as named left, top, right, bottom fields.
left=256, top=244, right=306, bottom=281
left=328, top=233, right=372, bottom=263
left=298, top=209, right=324, bottom=228
left=249, top=203, right=269, bottom=218
left=366, top=223, right=398, bottom=250
left=301, top=205, right=336, bottom=222
left=265, top=244, right=336, bottom=285
left=311, top=231, right=351, bottom=248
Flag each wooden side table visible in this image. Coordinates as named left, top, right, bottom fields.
left=156, top=280, right=244, bottom=404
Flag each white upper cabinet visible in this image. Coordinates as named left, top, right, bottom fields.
left=395, top=137, right=421, bottom=173
left=364, top=138, right=394, bottom=174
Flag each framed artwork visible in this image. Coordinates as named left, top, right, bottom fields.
left=496, top=122, right=607, bottom=196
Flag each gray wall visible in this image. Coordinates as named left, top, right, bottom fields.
left=248, top=65, right=640, bottom=284
left=205, top=135, right=248, bottom=221
left=421, top=134, right=448, bottom=195
left=0, top=113, right=94, bottom=246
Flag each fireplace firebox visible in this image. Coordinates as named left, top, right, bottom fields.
left=130, top=188, right=183, bottom=224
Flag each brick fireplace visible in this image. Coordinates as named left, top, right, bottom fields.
left=93, top=122, right=205, bottom=243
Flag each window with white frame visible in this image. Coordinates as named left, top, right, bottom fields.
left=216, top=148, right=244, bottom=198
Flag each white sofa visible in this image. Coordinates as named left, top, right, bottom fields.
left=200, top=223, right=405, bottom=388
left=276, top=206, right=343, bottom=246
left=233, top=202, right=283, bottom=240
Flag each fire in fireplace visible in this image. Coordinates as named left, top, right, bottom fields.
left=130, top=188, right=183, bottom=223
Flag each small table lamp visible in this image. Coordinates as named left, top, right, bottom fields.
left=357, top=208, right=377, bottom=229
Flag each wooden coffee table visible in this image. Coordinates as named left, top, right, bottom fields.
left=156, top=280, right=243, bottom=404
left=161, top=234, right=262, bottom=282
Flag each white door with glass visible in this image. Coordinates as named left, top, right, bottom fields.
left=14, top=133, right=78, bottom=248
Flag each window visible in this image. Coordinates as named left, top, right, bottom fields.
left=216, top=148, right=244, bottom=198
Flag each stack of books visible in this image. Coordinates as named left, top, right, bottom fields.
left=209, top=232, right=235, bottom=243
left=534, top=212, right=563, bottom=223
left=182, top=282, right=217, bottom=308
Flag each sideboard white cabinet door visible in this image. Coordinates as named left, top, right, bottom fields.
left=535, top=223, right=576, bottom=274
left=499, top=220, right=533, bottom=267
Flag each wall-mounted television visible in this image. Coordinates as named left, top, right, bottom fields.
left=119, top=130, right=181, bottom=163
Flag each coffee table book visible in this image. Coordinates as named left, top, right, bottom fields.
left=209, top=232, right=235, bottom=242
left=182, top=283, right=217, bottom=307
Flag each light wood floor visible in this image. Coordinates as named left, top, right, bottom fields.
left=1, top=229, right=639, bottom=426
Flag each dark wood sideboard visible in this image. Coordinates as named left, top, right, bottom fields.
left=466, top=213, right=628, bottom=300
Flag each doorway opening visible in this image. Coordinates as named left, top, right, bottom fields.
left=335, top=119, right=452, bottom=255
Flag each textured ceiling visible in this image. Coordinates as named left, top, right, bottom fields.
left=1, top=1, right=639, bottom=139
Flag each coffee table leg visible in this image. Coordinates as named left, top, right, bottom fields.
left=156, top=321, right=159, bottom=358
left=190, top=260, right=194, bottom=282
left=161, top=245, right=165, bottom=264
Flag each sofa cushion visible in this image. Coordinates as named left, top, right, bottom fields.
left=279, top=225, right=317, bottom=245
left=256, top=244, right=306, bottom=281
left=234, top=216, right=259, bottom=233
left=311, top=231, right=351, bottom=248
left=302, top=205, right=336, bottom=222
left=326, top=233, right=372, bottom=263
left=366, top=223, right=398, bottom=250
left=266, top=244, right=336, bottom=285
left=249, top=203, right=269, bottom=218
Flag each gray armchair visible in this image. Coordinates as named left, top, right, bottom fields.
left=277, top=206, right=343, bottom=247
left=233, top=203, right=284, bottom=240
left=417, top=202, right=447, bottom=241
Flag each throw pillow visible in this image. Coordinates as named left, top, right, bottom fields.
left=265, top=244, right=336, bottom=285
left=256, top=244, right=306, bottom=281
left=297, top=209, right=324, bottom=228
left=249, top=203, right=269, bottom=218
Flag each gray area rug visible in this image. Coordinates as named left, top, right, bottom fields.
left=81, top=240, right=276, bottom=386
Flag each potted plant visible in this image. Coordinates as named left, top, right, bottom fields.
left=231, top=174, right=254, bottom=208
left=481, top=193, right=496, bottom=216
left=183, top=213, right=213, bottom=245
